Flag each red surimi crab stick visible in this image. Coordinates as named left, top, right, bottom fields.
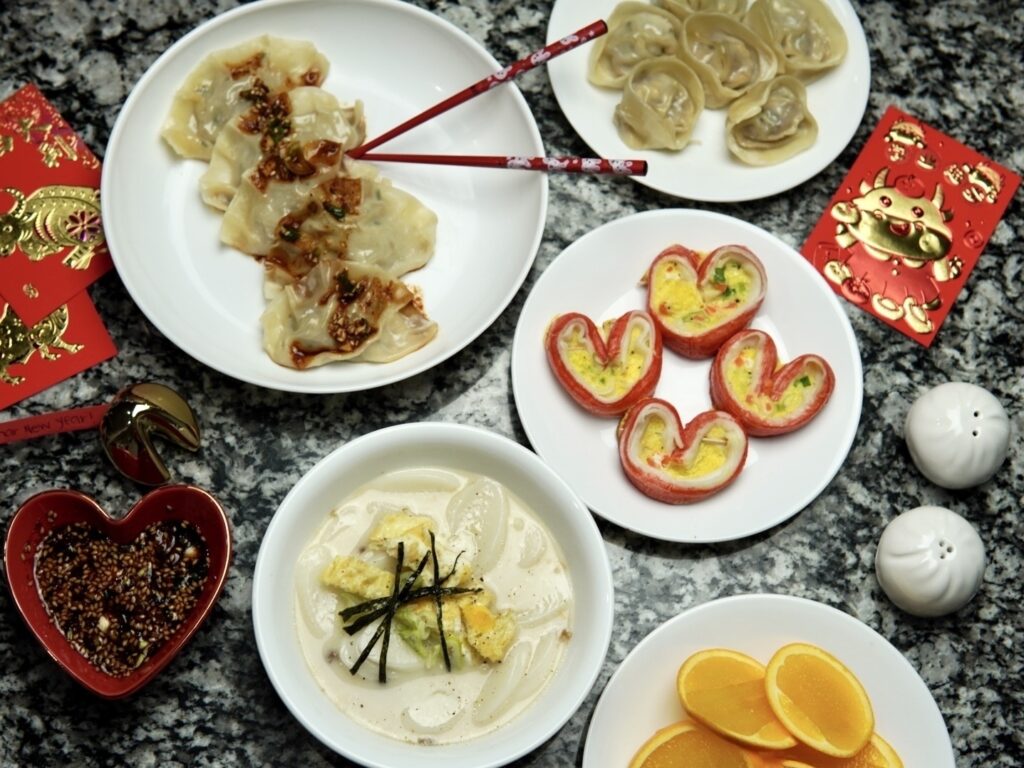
left=710, top=329, right=835, bottom=437
left=644, top=244, right=767, bottom=359
left=545, top=310, right=662, bottom=417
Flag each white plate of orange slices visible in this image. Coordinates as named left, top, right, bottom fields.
left=584, top=594, right=955, bottom=768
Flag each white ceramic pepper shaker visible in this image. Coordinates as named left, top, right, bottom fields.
left=875, top=505, right=985, bottom=617
left=904, top=382, right=1010, bottom=489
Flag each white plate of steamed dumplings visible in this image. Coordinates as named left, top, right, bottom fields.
left=103, top=0, right=547, bottom=393
left=546, top=0, right=870, bottom=201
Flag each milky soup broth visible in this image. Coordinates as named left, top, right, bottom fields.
left=294, top=467, right=574, bottom=744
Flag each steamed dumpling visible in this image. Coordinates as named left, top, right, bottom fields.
left=614, top=57, right=705, bottom=150
left=222, top=161, right=436, bottom=281
left=587, top=3, right=683, bottom=88
left=161, top=35, right=329, bottom=160
left=200, top=86, right=365, bottom=211
left=745, top=0, right=848, bottom=77
left=655, top=0, right=747, bottom=19
left=677, top=13, right=778, bottom=108
left=726, top=75, right=817, bottom=165
left=261, top=259, right=437, bottom=368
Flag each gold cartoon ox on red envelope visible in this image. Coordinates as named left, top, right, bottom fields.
left=822, top=168, right=960, bottom=335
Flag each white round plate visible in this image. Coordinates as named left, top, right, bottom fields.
left=583, top=594, right=955, bottom=767
left=546, top=0, right=870, bottom=201
left=103, top=0, right=547, bottom=392
left=511, top=209, right=862, bottom=543
left=252, top=422, right=613, bottom=768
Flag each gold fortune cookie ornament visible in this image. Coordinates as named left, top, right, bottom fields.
left=99, top=382, right=200, bottom=485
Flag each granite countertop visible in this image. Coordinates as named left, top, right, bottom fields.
left=1, top=0, right=1021, bottom=765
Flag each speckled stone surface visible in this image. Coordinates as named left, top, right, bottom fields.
left=1, top=1, right=1021, bottom=766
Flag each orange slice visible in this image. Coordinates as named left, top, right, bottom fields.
left=628, top=720, right=761, bottom=768
left=764, top=643, right=874, bottom=758
left=676, top=649, right=797, bottom=750
left=759, top=734, right=904, bottom=768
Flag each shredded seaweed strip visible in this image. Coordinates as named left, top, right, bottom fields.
left=340, top=534, right=480, bottom=682
left=430, top=531, right=453, bottom=672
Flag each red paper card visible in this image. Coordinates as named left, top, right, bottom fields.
left=0, top=292, right=117, bottom=411
left=0, top=84, right=113, bottom=326
left=802, top=106, right=1020, bottom=346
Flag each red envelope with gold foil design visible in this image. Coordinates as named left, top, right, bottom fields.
left=801, top=106, right=1020, bottom=347
left=0, top=292, right=117, bottom=411
left=0, top=84, right=113, bottom=326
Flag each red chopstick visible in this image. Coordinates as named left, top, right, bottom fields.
left=347, top=19, right=608, bottom=159
left=358, top=153, right=647, bottom=176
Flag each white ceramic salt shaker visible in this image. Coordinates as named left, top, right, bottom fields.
left=904, top=382, right=1010, bottom=489
left=875, top=505, right=985, bottom=617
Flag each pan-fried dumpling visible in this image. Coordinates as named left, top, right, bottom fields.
left=222, top=161, right=436, bottom=280
left=677, top=13, right=778, bottom=108
left=261, top=259, right=437, bottom=368
left=745, top=0, right=847, bottom=77
left=726, top=75, right=818, bottom=165
left=587, top=3, right=682, bottom=89
left=654, top=0, right=746, bottom=19
left=200, top=87, right=365, bottom=211
left=162, top=35, right=329, bottom=160
left=614, top=57, right=705, bottom=150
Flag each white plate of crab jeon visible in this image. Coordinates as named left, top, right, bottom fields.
left=252, top=422, right=613, bottom=768
left=512, top=209, right=863, bottom=543
left=103, top=0, right=547, bottom=393
left=546, top=0, right=870, bottom=201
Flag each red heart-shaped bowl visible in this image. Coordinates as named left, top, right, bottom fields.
left=4, top=485, right=231, bottom=698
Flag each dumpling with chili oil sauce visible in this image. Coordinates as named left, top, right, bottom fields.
left=725, top=75, right=817, bottom=165
left=587, top=2, right=683, bottom=89
left=614, top=57, right=705, bottom=151
left=677, top=13, right=778, bottom=108
left=201, top=86, right=365, bottom=211
left=654, top=0, right=747, bottom=20
left=161, top=35, right=329, bottom=160
left=261, top=259, right=438, bottom=368
left=745, top=0, right=848, bottom=78
left=223, top=162, right=436, bottom=281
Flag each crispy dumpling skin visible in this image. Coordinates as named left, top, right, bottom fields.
left=222, top=160, right=436, bottom=280
left=654, top=0, right=746, bottom=20
left=201, top=87, right=365, bottom=211
left=587, top=2, right=683, bottom=89
left=677, top=12, right=778, bottom=108
left=161, top=35, right=329, bottom=160
left=745, top=0, right=847, bottom=77
left=726, top=75, right=817, bottom=165
left=261, top=259, right=437, bottom=368
left=614, top=57, right=705, bottom=150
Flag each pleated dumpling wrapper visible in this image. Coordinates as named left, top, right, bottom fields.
left=200, top=86, right=365, bottom=211
left=677, top=13, right=778, bottom=108
left=261, top=259, right=437, bottom=369
left=745, top=0, right=848, bottom=78
left=223, top=159, right=436, bottom=282
left=725, top=75, right=818, bottom=165
left=161, top=35, right=329, bottom=160
left=588, top=2, right=683, bottom=89
left=655, top=0, right=747, bottom=20
left=614, top=57, right=706, bottom=150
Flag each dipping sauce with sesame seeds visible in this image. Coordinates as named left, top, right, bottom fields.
left=295, top=467, right=574, bottom=745
left=34, top=520, right=209, bottom=677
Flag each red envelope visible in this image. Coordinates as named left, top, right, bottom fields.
left=0, top=84, right=113, bottom=326
left=802, top=106, right=1020, bottom=347
left=0, top=292, right=117, bottom=411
